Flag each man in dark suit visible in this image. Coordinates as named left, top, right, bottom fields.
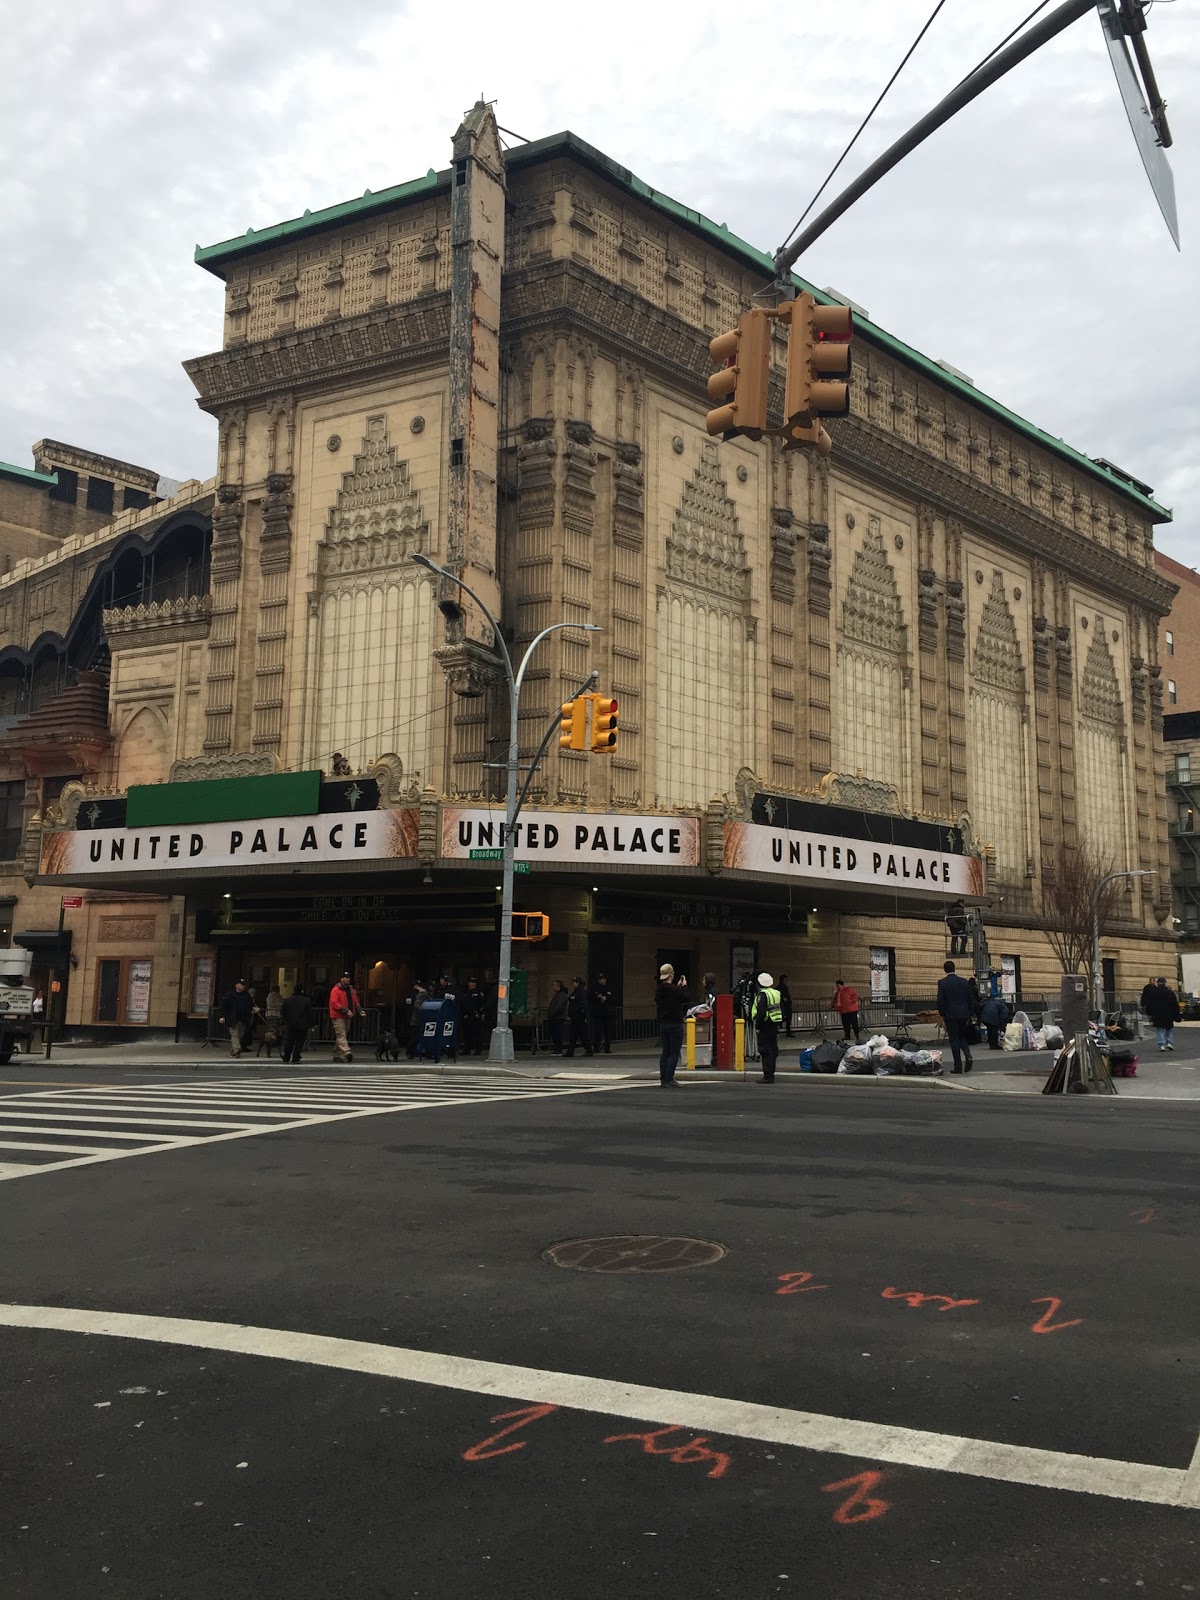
left=936, top=960, right=977, bottom=1074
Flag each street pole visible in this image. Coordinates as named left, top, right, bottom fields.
left=1092, top=869, right=1156, bottom=1020
left=412, top=554, right=601, bottom=1063
left=43, top=898, right=66, bottom=1062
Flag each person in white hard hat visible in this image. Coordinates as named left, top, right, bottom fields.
left=753, top=972, right=784, bottom=1083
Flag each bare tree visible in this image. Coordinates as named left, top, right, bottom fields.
left=1037, top=837, right=1124, bottom=991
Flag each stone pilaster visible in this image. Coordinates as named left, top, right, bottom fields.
left=203, top=483, right=243, bottom=753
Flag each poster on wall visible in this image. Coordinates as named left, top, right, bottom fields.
left=191, top=957, right=213, bottom=1016
left=126, top=959, right=152, bottom=1024
left=1000, top=956, right=1017, bottom=1000
left=869, top=947, right=892, bottom=1003
left=730, top=944, right=758, bottom=993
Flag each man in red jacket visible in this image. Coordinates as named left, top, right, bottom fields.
left=830, top=978, right=862, bottom=1043
left=329, top=970, right=364, bottom=1063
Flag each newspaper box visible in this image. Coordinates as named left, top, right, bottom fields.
left=688, top=1004, right=714, bottom=1067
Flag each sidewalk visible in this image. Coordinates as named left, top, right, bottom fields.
left=9, top=1034, right=1200, bottom=1100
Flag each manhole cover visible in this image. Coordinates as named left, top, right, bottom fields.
left=542, top=1234, right=726, bottom=1274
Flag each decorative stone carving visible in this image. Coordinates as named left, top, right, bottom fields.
left=944, top=578, right=966, bottom=663
left=210, top=482, right=244, bottom=580
left=368, top=752, right=422, bottom=807
left=319, top=415, right=428, bottom=573
left=260, top=471, right=293, bottom=567
left=1080, top=626, right=1123, bottom=726
left=666, top=442, right=748, bottom=601
left=1032, top=614, right=1051, bottom=693
left=841, top=523, right=906, bottom=657
left=1054, top=624, right=1073, bottom=700
left=917, top=566, right=939, bottom=651
left=973, top=571, right=1025, bottom=695
left=434, top=643, right=502, bottom=700
left=169, top=753, right=277, bottom=782
left=807, top=523, right=831, bottom=615
left=104, top=594, right=212, bottom=650
left=815, top=772, right=902, bottom=815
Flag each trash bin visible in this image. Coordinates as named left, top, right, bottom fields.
left=417, top=994, right=459, bottom=1063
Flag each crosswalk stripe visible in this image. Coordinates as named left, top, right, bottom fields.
left=0, top=1075, right=631, bottom=1181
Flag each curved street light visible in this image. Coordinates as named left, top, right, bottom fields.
left=413, top=553, right=602, bottom=1061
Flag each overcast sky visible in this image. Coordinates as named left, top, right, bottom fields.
left=2, top=0, right=1196, bottom=561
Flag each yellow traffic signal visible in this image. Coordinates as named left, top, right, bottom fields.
left=559, top=699, right=586, bottom=751
left=706, top=308, right=773, bottom=440
left=590, top=695, right=619, bottom=754
left=783, top=293, right=853, bottom=430
left=512, top=912, right=549, bottom=942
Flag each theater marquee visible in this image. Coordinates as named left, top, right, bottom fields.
left=441, top=808, right=701, bottom=866
left=723, top=820, right=984, bottom=898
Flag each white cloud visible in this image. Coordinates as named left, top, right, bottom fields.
left=0, top=0, right=1195, bottom=557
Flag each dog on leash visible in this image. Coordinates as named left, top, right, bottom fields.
left=375, top=1030, right=403, bottom=1062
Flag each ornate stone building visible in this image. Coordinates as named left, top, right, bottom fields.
left=18, top=103, right=1178, bottom=1032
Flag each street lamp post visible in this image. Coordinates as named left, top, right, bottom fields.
left=1092, top=869, right=1156, bottom=1020
left=413, top=553, right=601, bottom=1062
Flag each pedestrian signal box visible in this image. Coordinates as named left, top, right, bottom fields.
left=512, top=912, right=549, bottom=942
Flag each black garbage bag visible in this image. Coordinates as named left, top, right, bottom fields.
left=811, top=1040, right=846, bottom=1073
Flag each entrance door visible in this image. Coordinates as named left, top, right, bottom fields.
left=96, top=959, right=121, bottom=1023
left=588, top=932, right=624, bottom=1004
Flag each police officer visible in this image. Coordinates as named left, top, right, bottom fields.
left=753, top=971, right=784, bottom=1083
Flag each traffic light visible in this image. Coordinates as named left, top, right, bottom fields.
left=783, top=293, right=852, bottom=430
left=559, top=698, right=586, bottom=751
left=512, top=912, right=549, bottom=942
left=590, top=695, right=619, bottom=754
left=706, top=308, right=773, bottom=440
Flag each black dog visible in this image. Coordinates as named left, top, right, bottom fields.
left=375, top=1030, right=403, bottom=1062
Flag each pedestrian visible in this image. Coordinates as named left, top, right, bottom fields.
left=978, top=989, right=1010, bottom=1050
left=830, top=978, right=862, bottom=1043
left=217, top=979, right=258, bottom=1058
left=406, top=979, right=429, bottom=1059
left=702, top=971, right=718, bottom=1008
left=279, top=984, right=314, bottom=1063
left=329, top=970, right=364, bottom=1062
left=946, top=899, right=969, bottom=956
left=654, top=963, right=691, bottom=1087
left=753, top=972, right=783, bottom=1083
left=460, top=977, right=488, bottom=1057
left=778, top=973, right=793, bottom=1038
left=30, top=988, right=44, bottom=1046
left=936, top=960, right=977, bottom=1074
left=1139, top=977, right=1157, bottom=1018
left=265, top=984, right=283, bottom=1025
left=563, top=976, right=593, bottom=1057
left=589, top=972, right=615, bottom=1054
left=546, top=980, right=569, bottom=1055
left=1144, top=975, right=1181, bottom=1052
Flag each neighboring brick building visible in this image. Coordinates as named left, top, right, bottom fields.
left=11, top=103, right=1182, bottom=1035
left=1155, top=552, right=1200, bottom=714
left=0, top=441, right=160, bottom=569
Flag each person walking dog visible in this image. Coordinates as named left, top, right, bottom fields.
left=218, top=980, right=259, bottom=1058
left=329, top=971, right=364, bottom=1062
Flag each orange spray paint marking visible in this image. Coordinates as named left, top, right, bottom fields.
left=602, top=1425, right=732, bottom=1479
left=776, top=1270, right=830, bottom=1296
left=1029, top=1296, right=1084, bottom=1335
left=881, top=1287, right=981, bottom=1312
left=1132, top=1206, right=1156, bottom=1225
left=462, top=1403, right=558, bottom=1461
left=821, top=1469, right=891, bottom=1524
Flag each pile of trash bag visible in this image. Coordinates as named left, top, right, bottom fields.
left=1003, top=1012, right=1063, bottom=1051
left=798, top=1031, right=945, bottom=1077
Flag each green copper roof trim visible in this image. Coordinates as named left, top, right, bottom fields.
left=195, top=168, right=447, bottom=268
left=0, top=460, right=57, bottom=489
left=194, top=128, right=1169, bottom=522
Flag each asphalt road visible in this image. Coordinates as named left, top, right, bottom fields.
left=1, top=1070, right=1197, bottom=1598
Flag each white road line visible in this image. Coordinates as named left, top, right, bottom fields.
left=0, top=1138, right=150, bottom=1157
left=0, top=1301, right=1194, bottom=1511
left=1181, top=1430, right=1200, bottom=1509
left=0, top=1162, right=46, bottom=1176
left=0, top=1083, right=630, bottom=1181
left=0, top=1110, right=267, bottom=1131
left=0, top=1124, right=193, bottom=1143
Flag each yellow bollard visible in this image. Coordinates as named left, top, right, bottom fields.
left=735, top=1017, right=745, bottom=1074
left=685, top=1014, right=696, bottom=1070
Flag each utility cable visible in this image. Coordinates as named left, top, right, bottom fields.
left=952, top=0, right=1052, bottom=88
left=777, top=0, right=952, bottom=258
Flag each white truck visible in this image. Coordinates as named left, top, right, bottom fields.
left=0, top=948, right=37, bottom=1062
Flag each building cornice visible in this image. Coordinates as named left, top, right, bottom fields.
left=182, top=293, right=452, bottom=412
